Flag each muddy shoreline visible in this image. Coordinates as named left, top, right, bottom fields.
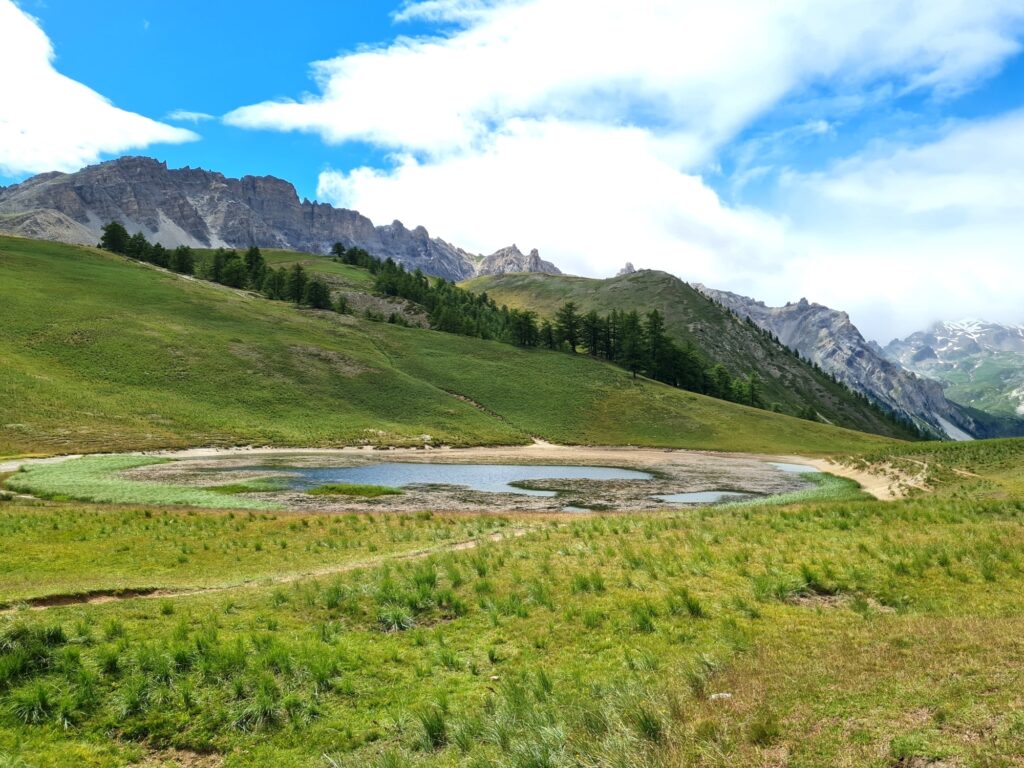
left=123, top=442, right=820, bottom=513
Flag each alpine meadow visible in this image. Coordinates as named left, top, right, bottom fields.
left=2, top=2, right=1024, bottom=768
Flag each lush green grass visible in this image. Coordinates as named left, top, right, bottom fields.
left=208, top=478, right=292, bottom=495
left=0, top=235, right=895, bottom=456
left=306, top=484, right=403, bottom=498
left=464, top=270, right=918, bottom=439
left=222, top=248, right=376, bottom=291
left=3, top=472, right=1024, bottom=766
left=376, top=320, right=895, bottom=454
left=0, top=501, right=513, bottom=603
left=5, top=457, right=278, bottom=511
left=726, top=472, right=869, bottom=508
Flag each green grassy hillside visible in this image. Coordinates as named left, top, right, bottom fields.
left=0, top=236, right=893, bottom=456
left=463, top=270, right=917, bottom=439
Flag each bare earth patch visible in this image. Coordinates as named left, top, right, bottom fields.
left=136, top=747, right=223, bottom=768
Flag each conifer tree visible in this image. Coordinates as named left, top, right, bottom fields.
left=554, top=301, right=582, bottom=353
left=99, top=221, right=130, bottom=254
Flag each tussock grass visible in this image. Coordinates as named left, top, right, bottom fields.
left=4, top=452, right=1024, bottom=765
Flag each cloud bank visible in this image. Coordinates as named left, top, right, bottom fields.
left=225, top=0, right=1024, bottom=337
left=0, top=0, right=196, bottom=176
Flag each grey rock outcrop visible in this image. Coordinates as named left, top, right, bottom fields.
left=617, top=262, right=637, bottom=276
left=695, top=286, right=988, bottom=439
left=0, top=156, right=560, bottom=281
left=476, top=244, right=561, bottom=276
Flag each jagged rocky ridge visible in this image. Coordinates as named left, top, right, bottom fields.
left=0, top=157, right=557, bottom=281
left=476, top=245, right=561, bottom=276
left=886, top=320, right=1024, bottom=418
left=694, top=287, right=994, bottom=440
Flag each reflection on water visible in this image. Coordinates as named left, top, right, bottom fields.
left=769, top=462, right=821, bottom=474
left=653, top=491, right=750, bottom=504
left=253, top=463, right=653, bottom=497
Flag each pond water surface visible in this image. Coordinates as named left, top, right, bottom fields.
left=770, top=462, right=820, bottom=474
left=261, top=463, right=653, bottom=497
left=653, top=491, right=751, bottom=504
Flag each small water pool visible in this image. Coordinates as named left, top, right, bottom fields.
left=259, top=463, right=653, bottom=497
left=769, top=462, right=820, bottom=474
left=652, top=491, right=750, bottom=504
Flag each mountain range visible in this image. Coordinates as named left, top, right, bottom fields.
left=694, top=288, right=1023, bottom=439
left=0, top=157, right=559, bottom=282
left=886, top=321, right=1024, bottom=419
left=3, top=155, right=1020, bottom=441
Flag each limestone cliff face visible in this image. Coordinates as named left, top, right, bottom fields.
left=476, top=245, right=561, bottom=276
left=0, top=157, right=557, bottom=281
left=695, top=287, right=988, bottom=439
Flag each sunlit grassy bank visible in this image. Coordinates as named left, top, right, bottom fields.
left=1, top=440, right=1023, bottom=766
left=0, top=235, right=895, bottom=456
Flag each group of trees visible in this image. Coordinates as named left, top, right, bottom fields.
left=538, top=302, right=765, bottom=407
left=100, top=226, right=913, bottom=427
left=332, top=243, right=766, bottom=408
left=99, top=221, right=195, bottom=275
left=100, top=223, right=342, bottom=313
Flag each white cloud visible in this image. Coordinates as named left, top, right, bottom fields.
left=773, top=111, right=1024, bottom=340
left=0, top=0, right=197, bottom=176
left=227, top=0, right=1024, bottom=158
left=166, top=109, right=215, bottom=123
left=227, top=0, right=1024, bottom=339
left=318, top=118, right=785, bottom=282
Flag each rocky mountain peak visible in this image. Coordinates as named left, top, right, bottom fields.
left=886, top=319, right=1024, bottom=418
left=0, top=156, right=563, bottom=281
left=617, top=262, right=637, bottom=276
left=695, top=284, right=990, bottom=439
left=476, top=244, right=562, bottom=276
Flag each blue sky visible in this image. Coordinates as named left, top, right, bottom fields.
left=2, top=0, right=1023, bottom=339
left=2, top=0, right=417, bottom=199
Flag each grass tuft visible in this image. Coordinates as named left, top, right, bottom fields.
left=306, top=484, right=403, bottom=498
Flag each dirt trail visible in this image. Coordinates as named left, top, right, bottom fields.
left=2, top=528, right=530, bottom=614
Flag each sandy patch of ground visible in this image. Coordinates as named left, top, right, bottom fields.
left=795, top=456, right=930, bottom=501
left=796, top=457, right=899, bottom=501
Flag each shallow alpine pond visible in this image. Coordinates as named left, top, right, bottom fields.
left=106, top=447, right=840, bottom=512
left=252, top=462, right=653, bottom=496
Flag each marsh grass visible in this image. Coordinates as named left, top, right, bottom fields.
left=6, top=456, right=277, bottom=510
left=209, top=477, right=292, bottom=494
left=307, top=484, right=404, bottom=498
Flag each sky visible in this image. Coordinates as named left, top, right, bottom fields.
left=1, top=0, right=1023, bottom=342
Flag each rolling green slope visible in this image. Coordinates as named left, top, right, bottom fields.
left=0, top=236, right=895, bottom=456
left=463, top=270, right=917, bottom=439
